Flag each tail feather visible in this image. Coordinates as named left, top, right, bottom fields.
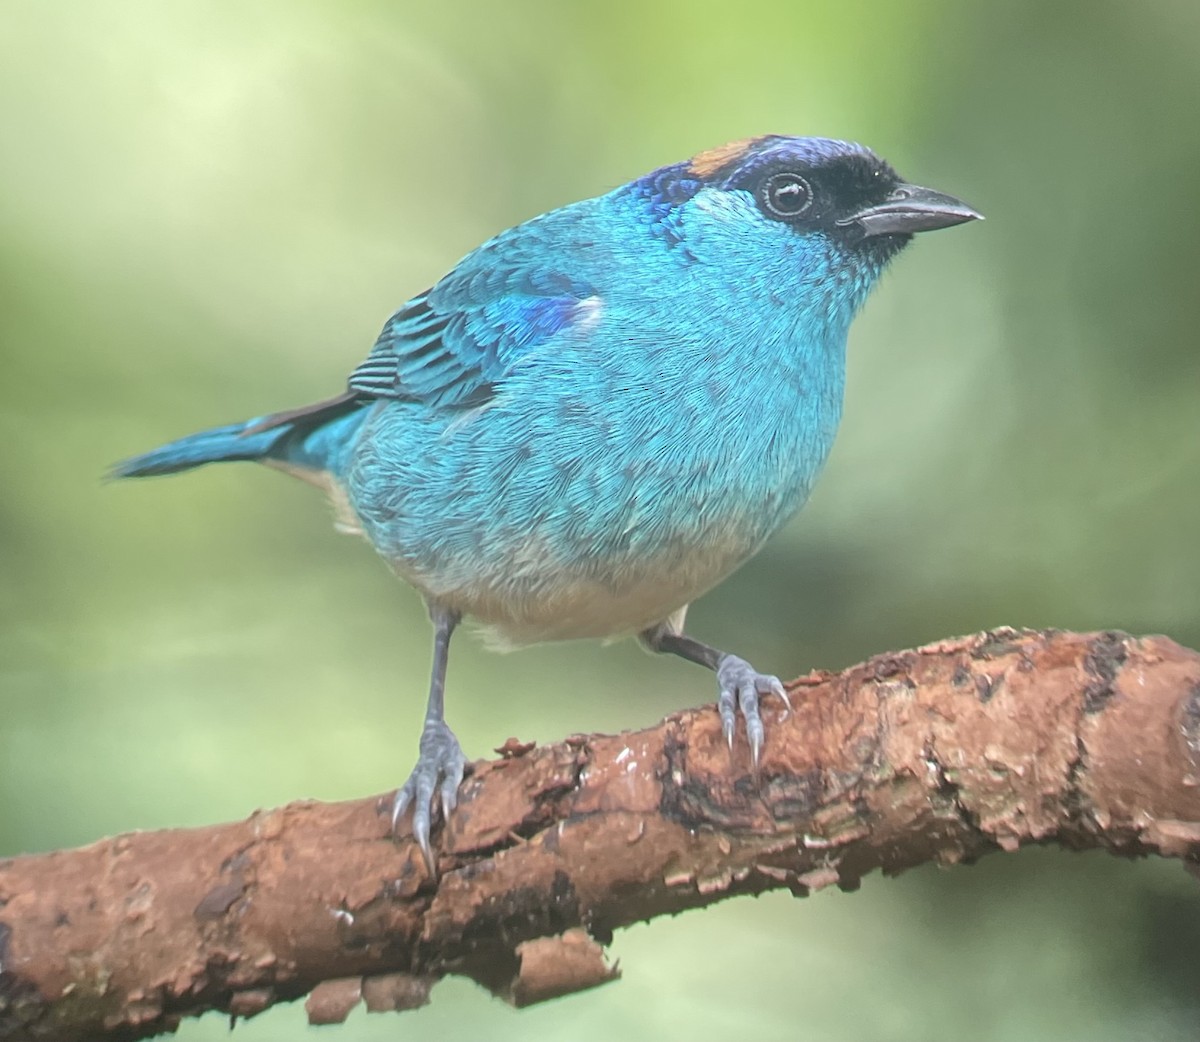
left=109, top=392, right=367, bottom=480
left=108, top=420, right=284, bottom=478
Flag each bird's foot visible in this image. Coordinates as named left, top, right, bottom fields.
left=391, top=719, right=466, bottom=877
left=715, top=655, right=791, bottom=769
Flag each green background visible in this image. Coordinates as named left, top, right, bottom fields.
left=3, top=1, right=1199, bottom=1039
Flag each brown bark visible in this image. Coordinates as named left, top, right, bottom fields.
left=2, top=627, right=1199, bottom=1041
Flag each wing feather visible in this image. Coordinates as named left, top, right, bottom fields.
left=348, top=217, right=600, bottom=409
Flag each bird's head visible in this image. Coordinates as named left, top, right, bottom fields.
left=626, top=135, right=980, bottom=327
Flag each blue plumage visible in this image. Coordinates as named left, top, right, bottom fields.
left=112, top=136, right=979, bottom=873
left=111, top=395, right=367, bottom=484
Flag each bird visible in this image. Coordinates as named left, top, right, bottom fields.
left=111, top=135, right=980, bottom=875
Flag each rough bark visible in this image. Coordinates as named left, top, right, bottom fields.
left=2, top=627, right=1199, bottom=1041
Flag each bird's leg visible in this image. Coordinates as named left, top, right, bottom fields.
left=391, top=604, right=465, bottom=876
left=640, top=617, right=791, bottom=769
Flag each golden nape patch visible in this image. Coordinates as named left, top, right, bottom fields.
left=687, top=137, right=765, bottom=179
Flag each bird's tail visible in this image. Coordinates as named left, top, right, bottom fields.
left=109, top=392, right=368, bottom=480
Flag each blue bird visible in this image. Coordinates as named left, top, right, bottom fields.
left=111, top=136, right=979, bottom=873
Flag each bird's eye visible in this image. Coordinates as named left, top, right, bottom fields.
left=760, top=172, right=813, bottom=219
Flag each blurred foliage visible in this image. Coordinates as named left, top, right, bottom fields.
left=3, top=0, right=1199, bottom=1039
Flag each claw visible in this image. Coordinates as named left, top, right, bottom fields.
left=390, top=786, right=411, bottom=832
left=440, top=773, right=459, bottom=821
left=720, top=706, right=736, bottom=750
left=715, top=654, right=787, bottom=769
left=747, top=718, right=764, bottom=770
left=414, top=818, right=436, bottom=879
left=770, top=677, right=793, bottom=716
left=739, top=682, right=763, bottom=768
left=390, top=719, right=466, bottom=879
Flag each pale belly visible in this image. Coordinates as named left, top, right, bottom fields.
left=387, top=526, right=765, bottom=649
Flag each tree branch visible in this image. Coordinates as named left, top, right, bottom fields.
left=3, top=628, right=1200, bottom=1041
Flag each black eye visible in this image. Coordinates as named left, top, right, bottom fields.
left=760, top=172, right=813, bottom=219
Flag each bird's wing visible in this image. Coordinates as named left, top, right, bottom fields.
left=348, top=224, right=599, bottom=410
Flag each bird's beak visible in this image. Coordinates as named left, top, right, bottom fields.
left=839, top=184, right=983, bottom=237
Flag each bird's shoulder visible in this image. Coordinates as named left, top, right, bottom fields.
left=347, top=201, right=619, bottom=410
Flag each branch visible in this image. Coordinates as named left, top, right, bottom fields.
left=3, top=628, right=1199, bottom=1040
